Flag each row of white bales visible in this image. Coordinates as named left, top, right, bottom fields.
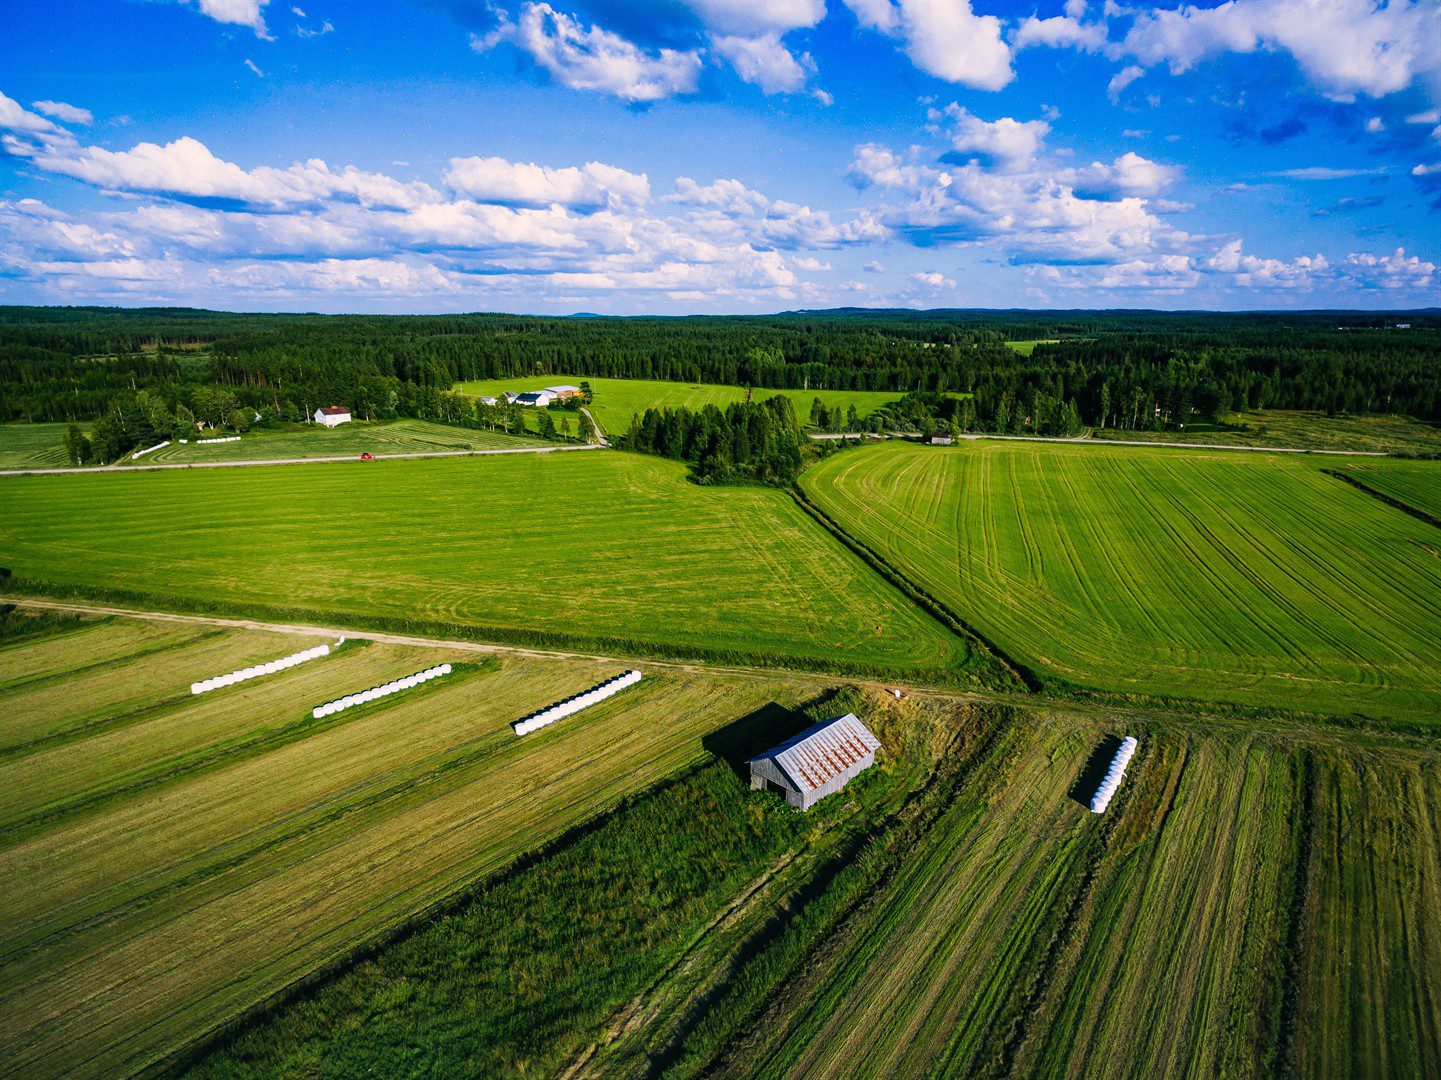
left=187, top=638, right=640, bottom=736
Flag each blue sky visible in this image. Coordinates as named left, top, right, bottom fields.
left=1, top=0, right=1438, bottom=313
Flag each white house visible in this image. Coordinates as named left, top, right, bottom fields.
left=315, top=406, right=352, bottom=427
left=479, top=396, right=499, bottom=406
left=514, top=391, right=556, bottom=407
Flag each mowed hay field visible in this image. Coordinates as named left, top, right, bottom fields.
left=136, top=418, right=546, bottom=464
left=681, top=717, right=1441, bottom=1079
left=0, top=423, right=73, bottom=469
left=0, top=614, right=828, bottom=1079
left=1339, top=459, right=1441, bottom=520
left=0, top=451, right=979, bottom=678
left=800, top=440, right=1441, bottom=724
left=454, top=375, right=904, bottom=435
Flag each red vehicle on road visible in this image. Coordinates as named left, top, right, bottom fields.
left=360, top=452, right=374, bottom=460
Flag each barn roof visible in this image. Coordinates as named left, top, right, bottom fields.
left=546, top=384, right=582, bottom=393
left=318, top=406, right=350, bottom=415
left=749, top=713, right=880, bottom=794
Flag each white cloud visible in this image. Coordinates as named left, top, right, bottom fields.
left=178, top=0, right=272, bottom=39
left=913, top=270, right=956, bottom=289
left=1270, top=166, right=1387, bottom=179
left=1013, top=14, right=1112, bottom=54
left=945, top=105, right=1049, bottom=168
left=1407, top=109, right=1441, bottom=125
left=666, top=177, right=771, bottom=214
left=1205, top=238, right=1326, bottom=286
left=1413, top=163, right=1441, bottom=177
left=1365, top=116, right=1385, bottom=133
left=1107, top=64, right=1145, bottom=102
left=245, top=59, right=265, bottom=77
left=712, top=34, right=810, bottom=94
left=1074, top=151, right=1182, bottom=197
left=680, top=0, right=825, bottom=36
left=0, top=93, right=64, bottom=137
left=1343, top=247, right=1436, bottom=289
left=842, top=0, right=1013, bottom=91
left=30, top=100, right=93, bottom=125
left=444, top=157, right=650, bottom=209
left=479, top=3, right=702, bottom=103
left=1121, top=0, right=1441, bottom=103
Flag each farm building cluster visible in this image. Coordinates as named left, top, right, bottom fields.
left=494, top=385, right=584, bottom=408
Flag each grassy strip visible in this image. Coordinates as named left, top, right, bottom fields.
left=788, top=486, right=1037, bottom=692
left=1324, top=469, right=1441, bottom=531
left=0, top=603, right=89, bottom=651
left=655, top=704, right=1021, bottom=1078
left=1267, top=748, right=1317, bottom=1077
left=0, top=657, right=498, bottom=841
left=184, top=744, right=816, bottom=1076
left=0, top=577, right=980, bottom=686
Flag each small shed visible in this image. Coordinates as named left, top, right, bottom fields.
left=514, top=391, right=556, bottom=407
left=479, top=395, right=499, bottom=406
left=930, top=434, right=953, bottom=445
left=546, top=385, right=583, bottom=400
left=315, top=406, right=352, bottom=427
left=748, top=713, right=881, bottom=810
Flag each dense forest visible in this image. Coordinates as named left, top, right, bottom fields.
left=2, top=305, right=1437, bottom=463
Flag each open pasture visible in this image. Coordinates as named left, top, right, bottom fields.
left=0, top=613, right=826, bottom=1079
left=1338, top=459, right=1441, bottom=521
left=687, top=719, right=1441, bottom=1079
left=0, top=423, right=74, bottom=469
left=1093, top=409, right=1441, bottom=456
left=137, top=418, right=544, bottom=464
left=0, top=451, right=980, bottom=678
left=455, top=375, right=904, bottom=435
left=800, top=440, right=1441, bottom=724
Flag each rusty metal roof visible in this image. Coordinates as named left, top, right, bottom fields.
left=751, top=713, right=881, bottom=794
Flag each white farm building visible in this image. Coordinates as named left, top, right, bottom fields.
left=315, top=406, right=352, bottom=427
left=545, top=385, right=583, bottom=400
left=514, top=391, right=556, bottom=407
left=748, top=713, right=881, bottom=811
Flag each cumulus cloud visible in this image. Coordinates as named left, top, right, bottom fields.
left=177, top=0, right=272, bottom=38
left=444, top=157, right=650, bottom=209
left=1120, top=0, right=1441, bottom=103
left=1074, top=151, right=1182, bottom=198
left=1342, top=247, right=1436, bottom=289
left=1013, top=13, right=1113, bottom=54
left=913, top=270, right=956, bottom=289
left=479, top=3, right=702, bottom=103
left=30, top=100, right=93, bottom=125
left=843, top=0, right=1013, bottom=90
left=944, top=105, right=1049, bottom=168
left=711, top=34, right=811, bottom=93
left=0, top=93, right=64, bottom=137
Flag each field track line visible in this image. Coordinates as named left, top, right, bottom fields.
left=811, top=432, right=1389, bottom=456
left=0, top=442, right=603, bottom=477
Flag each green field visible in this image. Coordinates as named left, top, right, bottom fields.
left=0, top=423, right=74, bottom=469
left=1339, top=460, right=1441, bottom=520
left=188, top=692, right=1441, bottom=1078
left=136, top=418, right=546, bottom=463
left=652, top=717, right=1441, bottom=1078
left=800, top=440, right=1441, bottom=724
left=1004, top=339, right=1060, bottom=355
left=0, top=451, right=980, bottom=678
left=1093, top=409, right=1441, bottom=456
left=454, top=375, right=905, bottom=435
left=0, top=615, right=831, bottom=1078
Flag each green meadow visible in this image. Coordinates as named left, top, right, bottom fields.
left=800, top=440, right=1441, bottom=724
left=0, top=616, right=828, bottom=1079
left=454, top=375, right=905, bottom=434
left=0, top=451, right=981, bottom=679
left=0, top=423, right=74, bottom=470
left=1338, top=459, right=1441, bottom=519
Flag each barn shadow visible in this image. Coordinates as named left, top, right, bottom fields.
left=702, top=702, right=806, bottom=782
left=1068, top=734, right=1123, bottom=809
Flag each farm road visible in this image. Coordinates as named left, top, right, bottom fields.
left=0, top=441, right=603, bottom=477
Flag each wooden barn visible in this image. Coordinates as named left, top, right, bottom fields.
left=747, top=713, right=881, bottom=810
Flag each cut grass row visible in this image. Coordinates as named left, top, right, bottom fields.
left=454, top=375, right=906, bottom=435
left=629, top=718, right=1440, bottom=1079
left=1092, top=409, right=1441, bottom=456
left=137, top=418, right=547, bottom=463
left=188, top=692, right=1441, bottom=1079
left=0, top=616, right=829, bottom=1079
left=0, top=450, right=988, bottom=681
left=800, top=440, right=1441, bottom=726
